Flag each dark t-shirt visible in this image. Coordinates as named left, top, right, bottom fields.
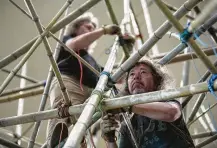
left=57, top=35, right=101, bottom=88
left=118, top=102, right=195, bottom=148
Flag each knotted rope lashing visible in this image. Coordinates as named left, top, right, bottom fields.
left=208, top=74, right=217, bottom=98
left=179, top=23, right=193, bottom=45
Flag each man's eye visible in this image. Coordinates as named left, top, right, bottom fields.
left=141, top=71, right=146, bottom=74
left=129, top=73, right=134, bottom=76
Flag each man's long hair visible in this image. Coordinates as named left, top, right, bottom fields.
left=122, top=57, right=174, bottom=95
left=65, top=12, right=99, bottom=36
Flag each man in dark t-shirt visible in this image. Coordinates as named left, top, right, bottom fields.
left=47, top=12, right=121, bottom=148
left=100, top=58, right=195, bottom=148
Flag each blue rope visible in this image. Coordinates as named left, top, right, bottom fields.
left=100, top=71, right=111, bottom=78
left=180, top=23, right=193, bottom=45
left=208, top=74, right=217, bottom=98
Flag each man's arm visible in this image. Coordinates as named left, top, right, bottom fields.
left=66, top=25, right=120, bottom=51
left=132, top=101, right=181, bottom=122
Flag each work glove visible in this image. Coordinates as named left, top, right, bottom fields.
left=100, top=113, right=119, bottom=142
left=102, top=24, right=121, bottom=35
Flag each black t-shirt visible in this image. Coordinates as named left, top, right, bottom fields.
left=57, top=35, right=101, bottom=88
left=118, top=102, right=195, bottom=148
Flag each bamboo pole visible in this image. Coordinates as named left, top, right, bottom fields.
left=195, top=134, right=217, bottom=148
left=1, top=68, right=38, bottom=83
left=8, top=0, right=99, bottom=76
left=188, top=101, right=217, bottom=126
left=154, top=0, right=217, bottom=74
left=104, top=0, right=130, bottom=59
left=0, top=87, right=44, bottom=103
left=0, top=137, right=22, bottom=148
left=23, top=1, right=74, bottom=148
left=162, top=0, right=195, bottom=20
left=0, top=0, right=75, bottom=95
left=192, top=131, right=217, bottom=139
left=111, top=0, right=202, bottom=83
left=140, top=0, right=159, bottom=55
left=63, top=38, right=119, bottom=148
left=0, top=0, right=102, bottom=69
left=129, top=2, right=144, bottom=49
left=0, top=81, right=44, bottom=97
left=1, top=79, right=217, bottom=127
left=186, top=93, right=206, bottom=124
left=157, top=13, right=217, bottom=65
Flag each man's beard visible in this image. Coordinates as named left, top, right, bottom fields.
left=132, top=88, right=146, bottom=95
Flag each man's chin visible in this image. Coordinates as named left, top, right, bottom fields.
left=132, top=89, right=146, bottom=95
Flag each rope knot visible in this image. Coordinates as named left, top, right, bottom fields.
left=208, top=74, right=217, bottom=95
left=57, top=102, right=70, bottom=118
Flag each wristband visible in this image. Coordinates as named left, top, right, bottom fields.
left=102, top=25, right=107, bottom=34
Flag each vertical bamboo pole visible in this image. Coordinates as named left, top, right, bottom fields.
left=23, top=1, right=73, bottom=148
left=111, top=0, right=202, bottom=82
left=64, top=38, right=119, bottom=148
left=0, top=0, right=102, bottom=69
left=140, top=0, right=159, bottom=55
left=129, top=2, right=144, bottom=49
left=154, top=0, right=217, bottom=74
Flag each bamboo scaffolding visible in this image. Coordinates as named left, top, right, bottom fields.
left=111, top=0, right=202, bottom=83
left=0, top=0, right=102, bottom=69
left=104, top=0, right=130, bottom=59
left=158, top=10, right=217, bottom=65
left=188, top=101, right=217, bottom=126
left=192, top=131, right=217, bottom=139
left=140, top=0, right=159, bottom=55
left=0, top=81, right=44, bottom=97
left=1, top=79, right=217, bottom=127
left=1, top=68, right=38, bottom=83
left=129, top=2, right=144, bottom=48
left=194, top=6, right=217, bottom=44
left=162, top=0, right=195, bottom=20
left=0, top=137, right=22, bottom=148
left=195, top=134, right=217, bottom=148
left=63, top=38, right=119, bottom=148
left=7, top=0, right=99, bottom=76
left=186, top=93, right=206, bottom=124
left=23, top=2, right=74, bottom=148
left=154, top=0, right=217, bottom=74
left=0, top=0, right=75, bottom=95
left=0, top=87, right=44, bottom=103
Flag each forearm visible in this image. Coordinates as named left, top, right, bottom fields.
left=66, top=28, right=104, bottom=51
left=132, top=102, right=181, bottom=122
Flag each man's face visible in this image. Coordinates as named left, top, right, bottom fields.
left=76, top=21, right=95, bottom=35
left=127, top=64, right=156, bottom=95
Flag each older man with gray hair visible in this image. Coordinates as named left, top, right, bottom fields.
left=101, top=58, right=195, bottom=148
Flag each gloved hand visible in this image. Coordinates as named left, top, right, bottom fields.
left=100, top=113, right=119, bottom=142
left=102, top=25, right=121, bottom=35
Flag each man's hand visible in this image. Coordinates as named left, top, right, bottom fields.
left=100, top=113, right=119, bottom=142
left=103, top=25, right=121, bottom=35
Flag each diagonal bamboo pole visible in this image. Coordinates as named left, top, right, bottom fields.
left=104, top=0, right=131, bottom=59
left=140, top=0, right=159, bottom=55
left=0, top=87, right=44, bottom=103
left=1, top=79, right=217, bottom=127
left=195, top=134, right=217, bottom=148
left=186, top=93, right=206, bottom=124
left=158, top=8, right=217, bottom=65
left=111, top=0, right=202, bottom=83
left=23, top=1, right=74, bottom=148
left=188, top=101, right=217, bottom=126
left=191, top=131, right=217, bottom=139
left=154, top=0, right=217, bottom=74
left=162, top=0, right=195, bottom=20
left=1, top=68, right=38, bottom=83
left=63, top=38, right=119, bottom=148
left=0, top=0, right=102, bottom=69
left=0, top=0, right=75, bottom=95
left=0, top=81, right=44, bottom=97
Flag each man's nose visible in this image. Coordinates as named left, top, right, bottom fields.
left=133, top=72, right=141, bottom=80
